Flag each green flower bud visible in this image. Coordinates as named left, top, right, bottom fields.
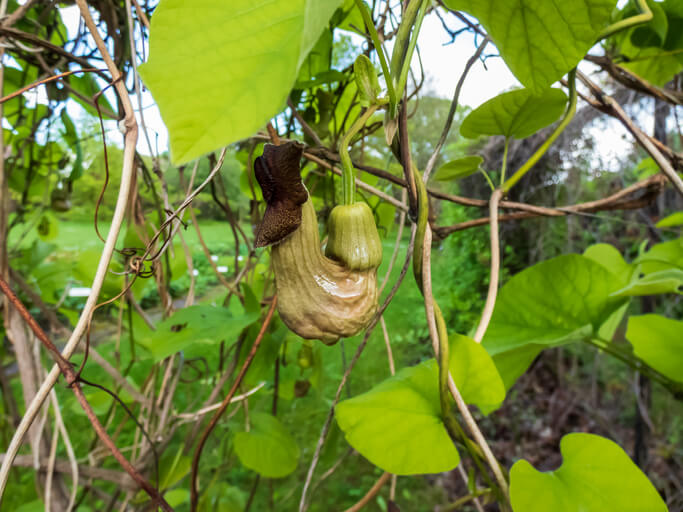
left=325, top=202, right=383, bottom=271
left=354, top=54, right=381, bottom=106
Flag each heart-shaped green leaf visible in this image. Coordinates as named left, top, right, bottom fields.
left=443, top=0, right=616, bottom=90
left=140, top=0, right=342, bottom=164
left=434, top=156, right=483, bottom=181
left=483, top=255, right=627, bottom=389
left=335, top=360, right=460, bottom=475
left=460, top=88, right=567, bottom=139
left=335, top=334, right=505, bottom=474
left=234, top=412, right=300, bottom=478
left=626, top=314, right=683, bottom=383
left=510, top=433, right=668, bottom=512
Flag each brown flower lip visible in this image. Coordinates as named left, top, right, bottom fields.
left=253, top=141, right=309, bottom=248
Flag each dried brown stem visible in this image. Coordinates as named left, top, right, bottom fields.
left=433, top=174, right=665, bottom=238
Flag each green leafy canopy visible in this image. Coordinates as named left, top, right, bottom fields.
left=140, top=0, right=343, bottom=164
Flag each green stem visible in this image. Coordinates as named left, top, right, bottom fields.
left=499, top=137, right=509, bottom=185
left=339, top=104, right=379, bottom=205
left=394, top=0, right=430, bottom=106
left=388, top=0, right=423, bottom=116
left=502, top=69, right=577, bottom=193
left=354, top=0, right=397, bottom=112
left=597, top=0, right=652, bottom=41
left=390, top=0, right=421, bottom=79
left=479, top=168, right=495, bottom=192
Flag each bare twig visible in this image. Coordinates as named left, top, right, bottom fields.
left=379, top=188, right=408, bottom=295
left=0, top=455, right=136, bottom=490
left=0, top=67, right=103, bottom=104
left=577, top=70, right=683, bottom=196
left=175, top=382, right=266, bottom=421
left=288, top=97, right=324, bottom=147
left=48, top=389, right=78, bottom=512
left=380, top=316, right=395, bottom=375
left=433, top=174, right=665, bottom=237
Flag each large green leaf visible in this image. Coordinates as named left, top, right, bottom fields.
left=626, top=314, right=683, bottom=383
left=335, top=360, right=460, bottom=475
left=621, top=46, right=683, bottom=86
left=233, top=412, right=300, bottom=478
left=444, top=0, right=616, bottom=90
left=483, top=255, right=627, bottom=388
left=460, top=88, right=568, bottom=139
left=510, top=433, right=668, bottom=512
left=140, top=0, right=342, bottom=164
left=483, top=255, right=626, bottom=355
left=137, top=305, right=258, bottom=362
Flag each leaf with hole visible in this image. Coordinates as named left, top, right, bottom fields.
left=460, top=88, right=568, bottom=139
left=137, top=305, right=258, bottom=362
left=510, top=433, right=668, bottom=512
left=434, top=156, right=483, bottom=181
left=626, top=314, right=683, bottom=383
left=140, top=0, right=343, bottom=164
